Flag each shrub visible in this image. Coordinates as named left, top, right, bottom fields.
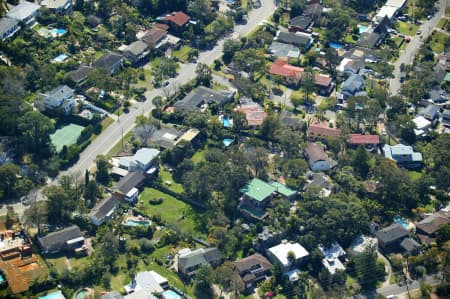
left=149, top=197, right=164, bottom=205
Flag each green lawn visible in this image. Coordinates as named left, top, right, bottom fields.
left=191, top=149, right=207, bottom=164
left=437, top=17, right=448, bottom=29
left=395, top=21, right=419, bottom=36
left=408, top=170, right=422, bottom=181
left=159, top=168, right=184, bottom=194
left=107, top=131, right=133, bottom=156
left=344, top=34, right=358, bottom=44
left=134, top=68, right=153, bottom=89
left=446, top=5, right=450, bottom=16
left=137, top=188, right=199, bottom=236
left=172, top=46, right=193, bottom=63
left=429, top=31, right=450, bottom=53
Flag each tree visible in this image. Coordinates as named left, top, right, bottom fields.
left=18, top=111, right=55, bottom=158
left=95, top=155, right=111, bottom=185
left=231, top=110, right=247, bottom=135
left=195, top=63, right=212, bottom=87
left=23, top=201, right=47, bottom=234
left=290, top=0, right=306, bottom=18
left=260, top=115, right=280, bottom=141
left=302, top=67, right=316, bottom=104
left=352, top=146, right=370, bottom=179
left=350, top=247, right=385, bottom=290
left=84, top=180, right=99, bottom=207
left=194, top=265, right=215, bottom=299
left=223, top=39, right=241, bottom=63
left=0, top=163, right=19, bottom=201
left=214, top=261, right=239, bottom=294
left=232, top=49, right=266, bottom=81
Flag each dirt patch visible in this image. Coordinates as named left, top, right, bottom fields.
left=19, top=262, right=38, bottom=272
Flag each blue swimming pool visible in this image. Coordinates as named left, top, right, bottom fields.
left=0, top=274, right=5, bottom=283
left=123, top=219, right=150, bottom=227
left=329, top=42, right=343, bottom=49
left=223, top=138, right=233, bottom=147
left=393, top=215, right=408, bottom=228
left=53, top=54, right=68, bottom=63
left=222, top=116, right=230, bottom=128
left=50, top=29, right=67, bottom=36
left=39, top=290, right=65, bottom=299
left=162, top=290, right=182, bottom=299
left=358, top=25, right=368, bottom=34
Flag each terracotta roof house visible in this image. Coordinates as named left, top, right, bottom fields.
left=37, top=225, right=85, bottom=254
left=347, top=134, right=380, bottom=151
left=93, top=52, right=124, bottom=75
left=315, top=74, right=334, bottom=95
left=163, top=11, right=191, bottom=29
left=304, top=143, right=333, bottom=172
left=308, top=121, right=341, bottom=139
left=416, top=211, right=450, bottom=244
left=375, top=223, right=411, bottom=253
left=289, top=15, right=313, bottom=32
left=269, top=59, right=304, bottom=86
left=234, top=254, right=272, bottom=291
left=154, top=23, right=170, bottom=31
left=236, top=98, right=266, bottom=127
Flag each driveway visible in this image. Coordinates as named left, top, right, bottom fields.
left=389, top=0, right=447, bottom=95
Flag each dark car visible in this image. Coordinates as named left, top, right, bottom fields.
left=162, top=80, right=170, bottom=87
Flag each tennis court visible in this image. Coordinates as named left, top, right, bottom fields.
left=50, top=123, right=85, bottom=152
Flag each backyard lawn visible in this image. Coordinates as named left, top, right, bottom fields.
left=395, top=21, right=419, bottom=36
left=159, top=168, right=184, bottom=194
left=137, top=188, right=201, bottom=236
left=191, top=149, right=207, bottom=164
left=429, top=31, right=450, bottom=53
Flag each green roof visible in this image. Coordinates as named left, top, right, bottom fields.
left=444, top=72, right=450, bottom=82
left=270, top=181, right=297, bottom=198
left=241, top=178, right=277, bottom=202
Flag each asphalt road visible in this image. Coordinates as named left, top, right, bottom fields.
left=377, top=274, right=442, bottom=297
left=389, top=0, right=447, bottom=95
left=60, top=0, right=276, bottom=179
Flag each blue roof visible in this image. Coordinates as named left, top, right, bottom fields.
left=342, top=73, right=365, bottom=94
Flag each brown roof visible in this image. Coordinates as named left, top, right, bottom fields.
left=308, top=121, right=341, bottom=137
left=234, top=253, right=272, bottom=275
left=304, top=142, right=328, bottom=163
left=164, top=11, right=191, bottom=27
left=236, top=102, right=266, bottom=126
left=154, top=23, right=169, bottom=31
left=348, top=134, right=380, bottom=145
left=141, top=28, right=167, bottom=47
left=416, top=212, right=450, bottom=235
left=315, top=74, right=332, bottom=87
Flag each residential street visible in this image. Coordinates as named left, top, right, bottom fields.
left=376, top=274, right=442, bottom=297
left=389, top=0, right=447, bottom=95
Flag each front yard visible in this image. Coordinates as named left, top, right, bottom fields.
left=395, top=21, right=419, bottom=36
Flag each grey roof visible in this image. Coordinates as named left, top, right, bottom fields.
left=442, top=109, right=450, bottom=120
left=400, top=238, right=421, bottom=252
left=304, top=142, right=328, bottom=163
left=280, top=111, right=302, bottom=129
left=290, top=15, right=313, bottom=30
left=38, top=225, right=83, bottom=252
left=269, top=42, right=299, bottom=58
left=115, top=171, right=146, bottom=194
left=375, top=223, right=409, bottom=244
left=40, top=0, right=71, bottom=10
left=148, top=127, right=182, bottom=149
left=102, top=291, right=124, bottom=299
left=306, top=172, right=333, bottom=191
left=276, top=31, right=313, bottom=49
left=66, top=65, right=93, bottom=83
left=234, top=253, right=272, bottom=274
left=174, top=86, right=234, bottom=112
left=7, top=2, right=40, bottom=21
left=178, top=247, right=221, bottom=271
left=126, top=40, right=149, bottom=56
left=45, top=84, right=74, bottom=100
left=89, top=195, right=120, bottom=222
left=93, top=53, right=123, bottom=70
left=0, top=17, right=19, bottom=37
left=418, top=105, right=439, bottom=118
left=304, top=3, right=322, bottom=18
left=357, top=32, right=381, bottom=49
left=342, top=73, right=365, bottom=94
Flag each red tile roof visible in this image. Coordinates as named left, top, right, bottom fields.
left=348, top=134, right=380, bottom=145
left=154, top=23, right=169, bottom=31
left=164, top=11, right=191, bottom=27
left=308, top=121, right=341, bottom=137
left=269, top=59, right=304, bottom=80
left=236, top=103, right=266, bottom=126
left=315, top=74, right=332, bottom=87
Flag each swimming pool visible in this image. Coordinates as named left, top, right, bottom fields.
left=223, top=138, right=233, bottom=147
left=50, top=29, right=67, bottom=37
left=75, top=289, right=87, bottom=299
left=329, top=42, right=343, bottom=49
left=358, top=25, right=368, bottom=34
left=393, top=215, right=408, bottom=228
left=123, top=219, right=150, bottom=227
left=222, top=116, right=230, bottom=128
left=39, top=291, right=65, bottom=299
left=0, top=274, right=5, bottom=283
left=53, top=54, right=68, bottom=63
left=162, top=290, right=182, bottom=299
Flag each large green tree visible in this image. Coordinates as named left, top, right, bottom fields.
left=18, top=111, right=55, bottom=158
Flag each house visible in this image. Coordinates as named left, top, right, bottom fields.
left=289, top=15, right=313, bottom=32
left=304, top=2, right=322, bottom=21
left=42, top=85, right=74, bottom=115
left=418, top=105, right=439, bottom=121
left=121, top=41, right=150, bottom=63
left=374, top=5, right=398, bottom=22
left=341, top=73, right=365, bottom=98
left=114, top=171, right=146, bottom=202
left=255, top=226, right=286, bottom=252
left=338, top=57, right=365, bottom=75
left=37, top=225, right=85, bottom=254
left=234, top=254, right=272, bottom=291
left=66, top=65, right=93, bottom=86
left=275, top=31, right=313, bottom=50
left=141, top=27, right=168, bottom=49
left=304, top=142, right=333, bottom=172
left=382, top=144, right=422, bottom=169
left=315, top=74, right=334, bottom=95
left=177, top=247, right=222, bottom=277
left=102, top=291, right=124, bottom=299
left=349, top=235, right=378, bottom=255
left=318, top=242, right=346, bottom=274
left=347, top=134, right=380, bottom=151
left=236, top=98, right=266, bottom=127
left=174, top=86, right=235, bottom=113
left=124, top=270, right=169, bottom=295
left=385, top=0, right=407, bottom=9
left=40, top=0, right=73, bottom=14
left=415, top=211, right=450, bottom=245
left=240, top=178, right=277, bottom=208
left=0, top=17, right=20, bottom=41
left=303, top=172, right=333, bottom=197
left=119, top=148, right=160, bottom=172
left=7, top=1, right=40, bottom=27
left=308, top=121, right=341, bottom=139
left=412, top=116, right=431, bottom=137
left=89, top=195, right=121, bottom=226
left=163, top=11, right=191, bottom=30
left=268, top=42, right=301, bottom=59
left=267, top=241, right=309, bottom=271
left=280, top=111, right=303, bottom=129
left=442, top=109, right=450, bottom=127
left=269, top=181, right=297, bottom=200
left=375, top=223, right=410, bottom=253
left=269, top=59, right=304, bottom=86
left=93, top=53, right=124, bottom=75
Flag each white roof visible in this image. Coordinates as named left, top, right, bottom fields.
left=268, top=241, right=309, bottom=267
left=375, top=5, right=398, bottom=20
left=413, top=116, right=431, bottom=130
left=318, top=242, right=346, bottom=274
left=40, top=0, right=71, bottom=10
left=338, top=58, right=352, bottom=72
left=349, top=235, right=378, bottom=254
left=7, top=2, right=40, bottom=21
left=126, top=187, right=139, bottom=198
left=385, top=0, right=407, bottom=8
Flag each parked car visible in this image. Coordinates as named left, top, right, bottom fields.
left=416, top=30, right=422, bottom=35
left=162, top=80, right=170, bottom=87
